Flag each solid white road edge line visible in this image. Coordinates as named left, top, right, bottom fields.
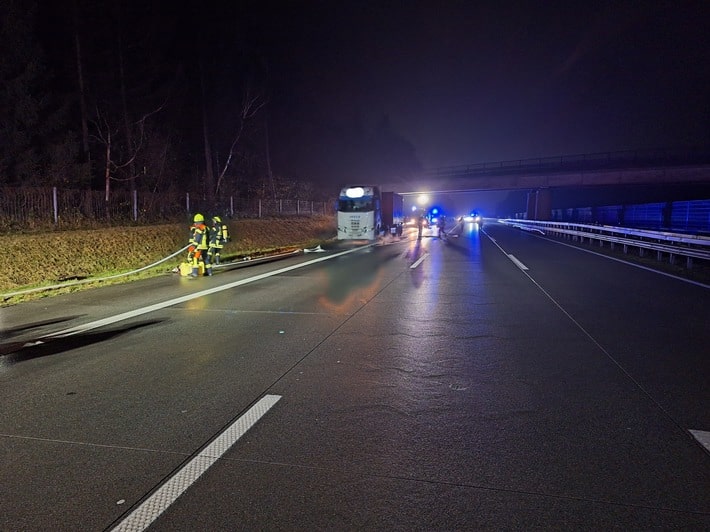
left=507, top=254, right=529, bottom=271
left=111, top=394, right=282, bottom=532
left=689, top=429, right=710, bottom=452
left=42, top=245, right=375, bottom=340
left=410, top=252, right=429, bottom=269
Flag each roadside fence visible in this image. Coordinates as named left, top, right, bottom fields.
left=514, top=198, right=710, bottom=234
left=0, top=186, right=334, bottom=231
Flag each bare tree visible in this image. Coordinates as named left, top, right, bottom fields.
left=200, top=63, right=215, bottom=204
left=213, top=84, right=267, bottom=196
left=71, top=0, right=90, bottom=163
left=91, top=100, right=167, bottom=205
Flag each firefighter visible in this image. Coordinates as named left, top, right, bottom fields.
left=207, top=215, right=230, bottom=266
left=187, top=213, right=211, bottom=277
left=438, top=215, right=447, bottom=238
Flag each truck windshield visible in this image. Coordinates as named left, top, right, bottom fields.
left=338, top=199, right=374, bottom=212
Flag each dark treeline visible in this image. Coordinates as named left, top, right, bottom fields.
left=0, top=0, right=421, bottom=212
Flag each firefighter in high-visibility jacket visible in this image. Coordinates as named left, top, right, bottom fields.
left=187, top=213, right=212, bottom=277
left=207, top=215, right=229, bottom=266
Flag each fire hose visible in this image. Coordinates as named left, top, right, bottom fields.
left=1, top=244, right=191, bottom=300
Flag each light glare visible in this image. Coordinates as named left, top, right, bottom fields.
left=345, top=187, right=365, bottom=198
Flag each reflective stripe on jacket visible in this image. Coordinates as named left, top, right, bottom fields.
left=190, top=223, right=208, bottom=249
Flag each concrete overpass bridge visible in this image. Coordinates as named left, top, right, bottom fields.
left=380, top=148, right=710, bottom=219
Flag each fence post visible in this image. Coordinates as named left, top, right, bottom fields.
left=133, top=189, right=138, bottom=221
left=258, top=199, right=262, bottom=218
left=53, top=187, right=58, bottom=225
left=186, top=192, right=190, bottom=214
left=230, top=196, right=234, bottom=217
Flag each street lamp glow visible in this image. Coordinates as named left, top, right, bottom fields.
left=417, top=194, right=429, bottom=206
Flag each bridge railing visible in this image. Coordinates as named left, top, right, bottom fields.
left=425, top=147, right=710, bottom=178
left=499, top=219, right=710, bottom=270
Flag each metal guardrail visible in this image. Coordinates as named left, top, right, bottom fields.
left=499, top=219, right=710, bottom=269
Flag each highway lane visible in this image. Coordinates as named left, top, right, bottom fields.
left=482, top=222, right=710, bottom=431
left=1, top=225, right=709, bottom=530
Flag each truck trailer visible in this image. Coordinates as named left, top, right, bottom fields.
left=381, top=191, right=404, bottom=236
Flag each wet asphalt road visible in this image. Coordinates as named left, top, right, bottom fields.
left=1, top=221, right=709, bottom=531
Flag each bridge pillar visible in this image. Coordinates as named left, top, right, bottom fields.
left=525, top=188, right=552, bottom=220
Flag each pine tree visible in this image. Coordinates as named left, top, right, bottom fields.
left=0, top=0, right=80, bottom=186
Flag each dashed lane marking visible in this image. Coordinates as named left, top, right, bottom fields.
left=507, top=254, right=529, bottom=271
left=410, top=252, right=429, bottom=269
left=690, top=430, right=710, bottom=453
left=111, top=394, right=282, bottom=532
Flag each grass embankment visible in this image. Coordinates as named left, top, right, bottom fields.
left=1, top=216, right=336, bottom=306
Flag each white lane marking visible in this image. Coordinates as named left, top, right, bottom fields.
left=484, top=233, right=529, bottom=272
left=410, top=252, right=429, bottom=269
left=507, top=254, right=529, bottom=271
left=44, top=245, right=374, bottom=339
left=486, top=229, right=698, bottom=443
left=530, top=231, right=710, bottom=290
left=690, top=430, right=710, bottom=452
left=112, top=394, right=281, bottom=532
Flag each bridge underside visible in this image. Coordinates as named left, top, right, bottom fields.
left=382, top=164, right=710, bottom=220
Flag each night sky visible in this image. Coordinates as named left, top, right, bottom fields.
left=245, top=1, right=710, bottom=172
left=30, top=0, right=710, bottom=195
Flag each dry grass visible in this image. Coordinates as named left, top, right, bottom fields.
left=1, top=216, right=336, bottom=304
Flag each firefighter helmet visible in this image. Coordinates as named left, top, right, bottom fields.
left=213, top=215, right=222, bottom=223
left=193, top=213, right=204, bottom=222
